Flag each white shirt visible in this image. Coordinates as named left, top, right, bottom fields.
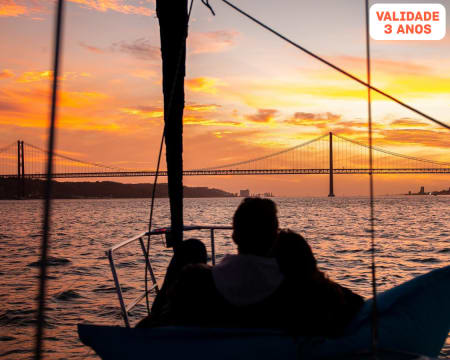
left=212, top=254, right=284, bottom=307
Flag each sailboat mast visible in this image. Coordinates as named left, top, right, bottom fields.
left=156, top=0, right=188, bottom=246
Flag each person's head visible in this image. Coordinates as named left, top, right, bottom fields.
left=273, top=229, right=317, bottom=278
left=174, top=238, right=208, bottom=268
left=232, top=197, right=279, bottom=256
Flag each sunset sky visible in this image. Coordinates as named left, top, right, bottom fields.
left=1, top=0, right=449, bottom=196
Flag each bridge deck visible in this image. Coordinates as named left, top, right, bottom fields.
left=1, top=168, right=449, bottom=179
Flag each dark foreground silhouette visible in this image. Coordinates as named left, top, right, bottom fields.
left=137, top=198, right=363, bottom=336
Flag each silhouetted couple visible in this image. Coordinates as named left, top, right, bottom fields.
left=138, top=197, right=364, bottom=337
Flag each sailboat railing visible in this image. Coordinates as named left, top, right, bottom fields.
left=107, top=225, right=232, bottom=327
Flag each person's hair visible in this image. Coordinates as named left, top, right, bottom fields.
left=273, top=229, right=317, bottom=278
left=232, top=197, right=279, bottom=256
left=174, top=238, right=208, bottom=268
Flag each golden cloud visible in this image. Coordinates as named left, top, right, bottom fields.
left=183, top=113, right=242, bottom=127
left=60, top=91, right=107, bottom=107
left=16, top=70, right=91, bottom=83
left=16, top=71, right=52, bottom=83
left=57, top=114, right=121, bottom=132
left=120, top=106, right=163, bottom=119
left=185, top=77, right=224, bottom=94
left=245, top=109, right=278, bottom=123
left=390, top=118, right=431, bottom=129
left=220, top=79, right=368, bottom=108
left=185, top=104, right=220, bottom=112
left=0, top=69, right=14, bottom=79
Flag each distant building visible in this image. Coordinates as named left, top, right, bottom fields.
left=408, top=191, right=411, bottom=195
left=419, top=186, right=425, bottom=194
left=240, top=189, right=250, bottom=197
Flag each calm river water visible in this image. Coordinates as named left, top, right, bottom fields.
left=0, top=196, right=449, bottom=359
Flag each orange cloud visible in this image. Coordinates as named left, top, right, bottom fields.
left=2, top=84, right=108, bottom=110
left=379, top=129, right=450, bottom=148
left=70, top=0, right=153, bottom=16
left=0, top=100, right=23, bottom=112
left=16, top=71, right=52, bottom=83
left=334, top=120, right=369, bottom=129
left=188, top=30, right=239, bottom=54
left=111, top=38, right=159, bottom=61
left=185, top=77, right=223, bottom=94
left=0, top=0, right=153, bottom=18
left=245, top=109, right=278, bottom=123
left=16, top=70, right=91, bottom=83
left=0, top=0, right=27, bottom=17
left=60, top=91, right=108, bottom=108
left=213, top=131, right=233, bottom=138
left=0, top=69, right=14, bottom=79
left=79, top=42, right=105, bottom=54
left=57, top=114, right=121, bottom=131
left=1, top=113, right=122, bottom=132
left=285, top=112, right=341, bottom=127
left=390, top=118, right=431, bottom=129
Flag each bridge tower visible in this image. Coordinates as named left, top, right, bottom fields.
left=328, top=132, right=335, bottom=197
left=17, top=140, right=25, bottom=199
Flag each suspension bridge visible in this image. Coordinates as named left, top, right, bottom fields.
left=1, top=132, right=449, bottom=198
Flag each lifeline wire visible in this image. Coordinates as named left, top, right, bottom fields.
left=365, top=0, right=379, bottom=354
left=201, top=0, right=216, bottom=15
left=144, top=0, right=195, bottom=315
left=35, top=0, right=65, bottom=359
left=218, top=0, right=450, bottom=131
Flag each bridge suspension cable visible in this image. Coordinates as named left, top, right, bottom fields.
left=334, top=134, right=450, bottom=167
left=23, top=142, right=130, bottom=173
left=201, top=134, right=328, bottom=170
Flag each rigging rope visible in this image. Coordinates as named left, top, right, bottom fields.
left=217, top=0, right=450, bottom=131
left=35, top=0, right=64, bottom=358
left=144, top=0, right=195, bottom=315
left=365, top=0, right=378, bottom=353
left=201, top=0, right=216, bottom=15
